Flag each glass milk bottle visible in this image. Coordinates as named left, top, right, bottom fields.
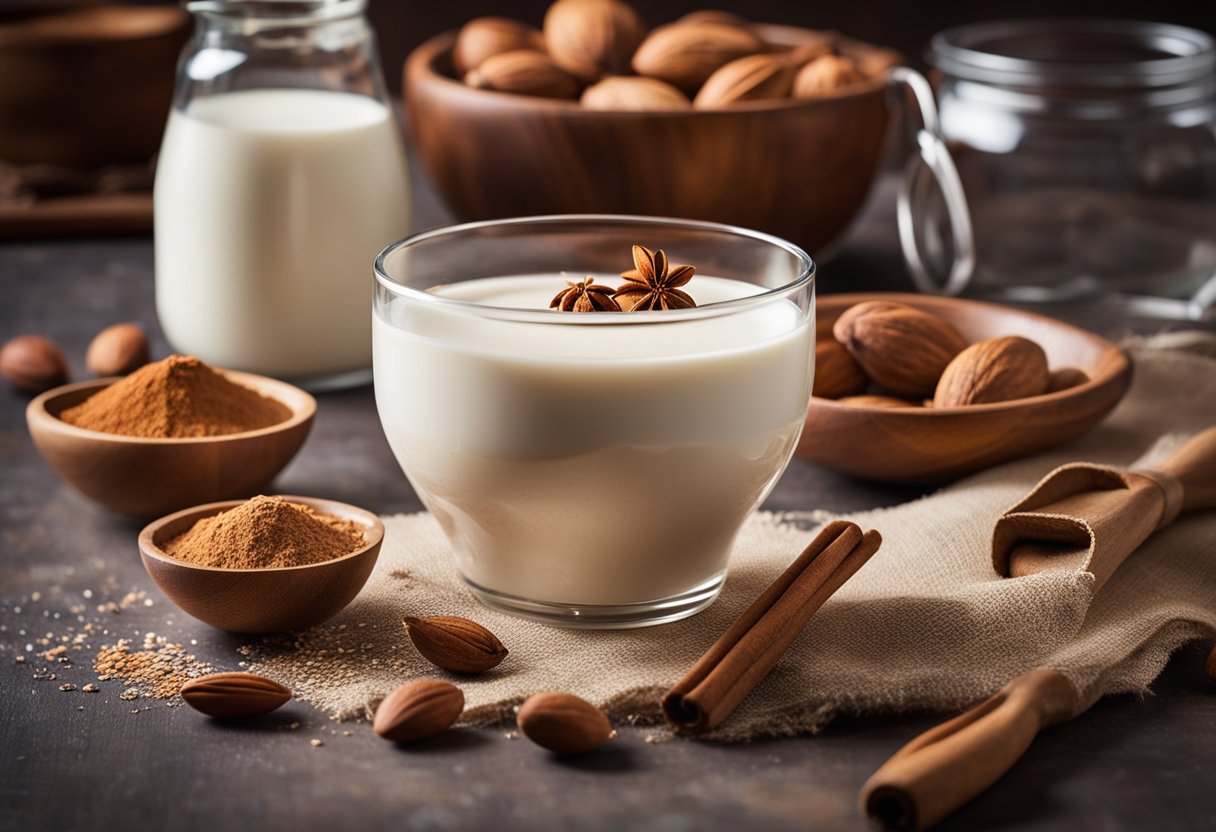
left=155, top=0, right=410, bottom=389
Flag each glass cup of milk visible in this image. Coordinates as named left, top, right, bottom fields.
left=155, top=0, right=410, bottom=390
left=374, top=216, right=816, bottom=628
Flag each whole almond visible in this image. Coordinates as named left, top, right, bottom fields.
left=933, top=336, right=1050, bottom=407
left=833, top=302, right=967, bottom=399
left=465, top=50, right=580, bottom=99
left=813, top=339, right=867, bottom=399
left=838, top=394, right=919, bottom=408
left=677, top=10, right=748, bottom=27
left=453, top=17, right=545, bottom=75
left=543, top=0, right=645, bottom=82
left=517, top=691, right=613, bottom=754
left=1047, top=366, right=1089, bottom=393
left=86, top=322, right=150, bottom=377
left=0, top=334, right=68, bottom=394
left=793, top=54, right=865, bottom=98
left=632, top=21, right=765, bottom=92
left=850, top=44, right=902, bottom=80
left=373, top=679, right=464, bottom=742
left=180, top=672, right=291, bottom=718
left=694, top=52, right=795, bottom=108
left=779, top=36, right=837, bottom=69
left=404, top=615, right=508, bottom=673
left=580, top=76, right=690, bottom=110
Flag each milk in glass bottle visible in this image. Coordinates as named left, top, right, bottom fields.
left=155, top=0, right=409, bottom=389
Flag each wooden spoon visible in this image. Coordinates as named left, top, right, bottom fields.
left=861, top=668, right=1078, bottom=831
left=994, top=425, right=1216, bottom=591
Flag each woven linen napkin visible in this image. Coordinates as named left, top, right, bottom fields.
left=249, top=333, right=1216, bottom=740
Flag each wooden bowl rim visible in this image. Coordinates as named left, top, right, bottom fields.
left=26, top=369, right=317, bottom=446
left=0, top=5, right=189, bottom=47
left=138, top=495, right=386, bottom=575
left=407, top=27, right=893, bottom=116
left=811, top=293, right=1132, bottom=416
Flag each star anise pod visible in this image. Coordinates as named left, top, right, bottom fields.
left=614, top=244, right=697, bottom=311
left=549, top=276, right=622, bottom=312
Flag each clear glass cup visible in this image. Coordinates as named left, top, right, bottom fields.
left=373, top=216, right=816, bottom=628
left=155, top=0, right=410, bottom=390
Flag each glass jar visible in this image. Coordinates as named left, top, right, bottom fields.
left=154, top=0, right=410, bottom=389
left=914, top=20, right=1216, bottom=317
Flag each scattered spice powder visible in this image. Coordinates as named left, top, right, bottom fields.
left=94, top=636, right=213, bottom=699
left=60, top=354, right=290, bottom=438
left=163, top=496, right=365, bottom=569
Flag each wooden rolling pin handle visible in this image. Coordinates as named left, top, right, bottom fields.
left=1150, top=425, right=1216, bottom=515
left=861, top=669, right=1078, bottom=831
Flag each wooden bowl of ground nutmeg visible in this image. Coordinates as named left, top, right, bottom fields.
left=26, top=355, right=315, bottom=517
left=139, top=495, right=384, bottom=633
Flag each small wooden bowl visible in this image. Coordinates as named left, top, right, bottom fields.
left=138, top=496, right=384, bottom=634
left=404, top=26, right=898, bottom=255
left=797, top=294, right=1133, bottom=483
left=26, top=371, right=315, bottom=518
left=0, top=5, right=189, bottom=168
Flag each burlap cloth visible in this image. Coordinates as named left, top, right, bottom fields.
left=249, top=332, right=1216, bottom=740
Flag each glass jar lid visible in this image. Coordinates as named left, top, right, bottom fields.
left=930, top=19, right=1215, bottom=90
left=186, top=0, right=365, bottom=28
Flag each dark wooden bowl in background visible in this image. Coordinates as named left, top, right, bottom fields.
left=404, top=25, right=896, bottom=256
left=0, top=5, right=189, bottom=168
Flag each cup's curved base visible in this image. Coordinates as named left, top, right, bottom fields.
left=462, top=572, right=726, bottom=630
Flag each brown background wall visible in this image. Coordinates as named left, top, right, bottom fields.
left=371, top=0, right=1216, bottom=91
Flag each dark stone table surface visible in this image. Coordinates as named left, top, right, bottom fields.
left=2, top=165, right=1214, bottom=832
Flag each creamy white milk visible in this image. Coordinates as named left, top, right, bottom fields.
left=373, top=275, right=814, bottom=607
left=155, top=88, right=410, bottom=381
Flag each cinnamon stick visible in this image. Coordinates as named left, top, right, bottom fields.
left=662, top=520, right=882, bottom=734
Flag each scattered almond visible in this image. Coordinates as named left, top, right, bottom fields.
left=933, top=336, right=1050, bottom=407
left=180, top=672, right=291, bottom=718
left=86, top=322, right=150, bottom=377
left=0, top=334, right=68, bottom=394
left=453, top=17, right=546, bottom=75
left=694, top=53, right=795, bottom=108
left=834, top=302, right=967, bottom=399
left=793, top=54, right=865, bottom=98
left=465, top=50, right=580, bottom=99
left=581, top=76, right=690, bottom=110
left=631, top=21, right=765, bottom=92
left=813, top=340, right=867, bottom=399
left=373, top=679, right=464, bottom=742
left=543, top=0, right=646, bottom=82
left=404, top=615, right=508, bottom=673
left=517, top=691, right=613, bottom=754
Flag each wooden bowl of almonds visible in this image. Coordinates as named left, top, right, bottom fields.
left=797, top=294, right=1132, bottom=483
left=403, top=1, right=900, bottom=255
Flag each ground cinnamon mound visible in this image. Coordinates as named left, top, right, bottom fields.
left=60, top=355, right=290, bottom=438
left=164, top=496, right=365, bottom=569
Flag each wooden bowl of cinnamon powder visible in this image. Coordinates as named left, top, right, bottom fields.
left=26, top=356, right=315, bottom=517
left=139, top=495, right=384, bottom=634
